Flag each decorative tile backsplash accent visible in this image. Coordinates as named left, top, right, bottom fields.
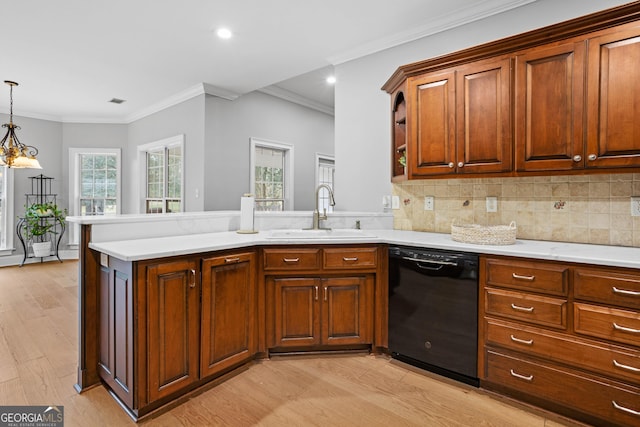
left=392, top=174, right=640, bottom=247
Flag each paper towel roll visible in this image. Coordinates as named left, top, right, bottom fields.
left=239, top=195, right=255, bottom=232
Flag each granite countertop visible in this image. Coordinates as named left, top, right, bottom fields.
left=89, top=228, right=640, bottom=269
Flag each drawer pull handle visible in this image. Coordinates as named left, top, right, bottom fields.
left=510, top=369, right=533, bottom=382
left=224, top=257, right=240, bottom=263
left=613, top=359, right=640, bottom=373
left=510, top=335, right=534, bottom=345
left=314, top=286, right=319, bottom=301
left=613, top=322, right=640, bottom=334
left=612, top=401, right=640, bottom=416
left=343, top=257, right=359, bottom=262
left=512, top=273, right=535, bottom=281
left=612, top=286, right=640, bottom=297
left=190, top=269, right=196, bottom=288
left=511, top=303, right=534, bottom=313
left=283, top=257, right=300, bottom=263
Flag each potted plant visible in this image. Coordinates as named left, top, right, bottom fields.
left=24, top=202, right=66, bottom=257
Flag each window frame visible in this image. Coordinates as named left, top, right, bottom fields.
left=0, top=166, right=14, bottom=255
left=68, top=148, right=122, bottom=246
left=137, top=134, right=184, bottom=214
left=249, top=137, right=294, bottom=211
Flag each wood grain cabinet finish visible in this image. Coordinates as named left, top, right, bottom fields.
left=515, top=41, right=586, bottom=172
left=384, top=2, right=640, bottom=180
left=200, top=252, right=256, bottom=379
left=265, top=245, right=381, bottom=352
left=480, top=256, right=640, bottom=426
left=146, top=258, right=200, bottom=403
left=405, top=57, right=511, bottom=177
left=586, top=23, right=640, bottom=169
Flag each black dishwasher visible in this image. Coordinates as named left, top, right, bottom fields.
left=388, top=246, right=479, bottom=386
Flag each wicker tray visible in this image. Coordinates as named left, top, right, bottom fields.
left=451, top=221, right=517, bottom=245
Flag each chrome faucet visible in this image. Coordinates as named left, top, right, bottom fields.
left=309, top=184, right=335, bottom=230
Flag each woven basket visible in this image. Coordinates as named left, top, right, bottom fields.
left=451, top=221, right=517, bottom=245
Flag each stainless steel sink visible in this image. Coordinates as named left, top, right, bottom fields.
left=266, top=229, right=376, bottom=240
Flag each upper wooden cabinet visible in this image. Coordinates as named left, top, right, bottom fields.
left=586, top=23, right=640, bottom=169
left=406, top=57, right=511, bottom=178
left=383, top=2, right=640, bottom=180
left=515, top=41, right=586, bottom=172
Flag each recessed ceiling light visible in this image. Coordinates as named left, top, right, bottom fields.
left=326, top=76, right=336, bottom=85
left=216, top=28, right=233, bottom=39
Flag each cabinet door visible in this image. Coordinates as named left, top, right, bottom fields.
left=98, top=257, right=134, bottom=408
left=587, top=25, right=640, bottom=168
left=147, top=259, right=200, bottom=402
left=271, top=277, right=321, bottom=347
left=456, top=57, right=512, bottom=174
left=201, top=252, right=256, bottom=379
left=515, top=42, right=586, bottom=171
left=321, top=276, right=373, bottom=345
left=407, top=70, right=457, bottom=177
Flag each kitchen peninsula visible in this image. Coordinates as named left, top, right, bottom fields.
left=68, top=211, right=640, bottom=425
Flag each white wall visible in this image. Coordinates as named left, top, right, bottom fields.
left=204, top=91, right=334, bottom=211
left=334, top=0, right=631, bottom=212
left=127, top=95, right=206, bottom=213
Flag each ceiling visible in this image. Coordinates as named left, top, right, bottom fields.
left=0, top=0, right=536, bottom=123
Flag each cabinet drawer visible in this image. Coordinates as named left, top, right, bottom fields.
left=574, top=267, right=640, bottom=310
left=485, top=288, right=567, bottom=329
left=323, top=247, right=377, bottom=270
left=485, top=350, right=640, bottom=427
left=263, top=248, right=321, bottom=271
left=485, top=318, right=640, bottom=385
left=575, top=303, right=640, bottom=347
left=484, top=258, right=568, bottom=295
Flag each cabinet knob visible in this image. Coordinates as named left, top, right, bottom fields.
left=448, top=162, right=454, bottom=168
left=457, top=162, right=464, bottom=168
left=588, top=154, right=597, bottom=161
left=572, top=155, right=582, bottom=162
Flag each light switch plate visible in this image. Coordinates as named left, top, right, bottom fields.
left=631, top=197, right=640, bottom=217
left=424, top=196, right=434, bottom=211
left=391, top=196, right=400, bottom=210
left=486, top=196, right=498, bottom=212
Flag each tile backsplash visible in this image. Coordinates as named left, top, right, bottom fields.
left=392, top=174, right=640, bottom=247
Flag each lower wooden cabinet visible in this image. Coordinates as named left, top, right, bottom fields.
left=98, top=249, right=257, bottom=419
left=268, top=275, right=373, bottom=348
left=480, top=256, right=640, bottom=427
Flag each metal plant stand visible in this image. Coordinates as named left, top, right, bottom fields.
left=16, top=174, right=65, bottom=266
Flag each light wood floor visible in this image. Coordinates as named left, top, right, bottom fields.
left=0, top=261, right=589, bottom=426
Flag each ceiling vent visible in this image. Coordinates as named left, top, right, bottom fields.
left=109, top=98, right=126, bottom=104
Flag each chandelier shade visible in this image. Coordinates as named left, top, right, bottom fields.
left=0, top=81, right=42, bottom=169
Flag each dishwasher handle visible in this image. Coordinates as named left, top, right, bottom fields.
left=401, top=256, right=459, bottom=267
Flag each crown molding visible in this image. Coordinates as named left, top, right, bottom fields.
left=328, top=0, right=537, bottom=65
left=258, top=86, right=334, bottom=116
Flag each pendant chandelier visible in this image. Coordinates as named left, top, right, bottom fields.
left=0, top=80, right=42, bottom=169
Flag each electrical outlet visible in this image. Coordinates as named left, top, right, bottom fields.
left=631, top=197, right=640, bottom=217
left=391, top=196, right=400, bottom=210
left=486, top=196, right=498, bottom=212
left=424, top=196, right=434, bottom=211
left=382, top=195, right=391, bottom=209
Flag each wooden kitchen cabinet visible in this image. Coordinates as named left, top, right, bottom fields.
left=406, top=56, right=511, bottom=177
left=479, top=255, right=640, bottom=426
left=391, top=84, right=408, bottom=182
left=515, top=41, right=586, bottom=172
left=146, top=257, right=200, bottom=403
left=200, top=251, right=256, bottom=379
left=264, top=245, right=380, bottom=352
left=586, top=23, right=640, bottom=169
left=384, top=2, right=640, bottom=180
left=97, top=249, right=257, bottom=420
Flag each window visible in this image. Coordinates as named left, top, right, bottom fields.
left=316, top=154, right=335, bottom=213
left=138, top=135, right=184, bottom=214
left=0, top=166, right=14, bottom=255
left=250, top=138, right=293, bottom=211
left=69, top=148, right=121, bottom=245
